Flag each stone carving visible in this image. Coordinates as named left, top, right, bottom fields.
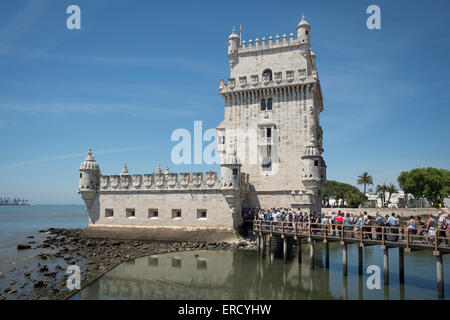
left=167, top=173, right=177, bottom=187
left=219, top=79, right=225, bottom=91
left=228, top=78, right=235, bottom=89
left=100, top=176, right=109, bottom=189
left=239, top=76, right=247, bottom=88
left=121, top=175, right=130, bottom=189
left=251, top=75, right=258, bottom=86
left=298, top=69, right=306, bottom=81
left=180, top=173, right=190, bottom=187
left=132, top=174, right=141, bottom=188
left=206, top=171, right=216, bottom=187
left=192, top=173, right=203, bottom=187
left=274, top=72, right=282, bottom=84
left=143, top=174, right=154, bottom=188
left=155, top=174, right=164, bottom=188
left=263, top=74, right=270, bottom=85
left=110, top=175, right=119, bottom=189
left=286, top=70, right=294, bottom=82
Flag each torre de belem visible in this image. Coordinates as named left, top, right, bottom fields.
left=78, top=15, right=326, bottom=242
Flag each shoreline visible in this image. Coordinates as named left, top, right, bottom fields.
left=0, top=228, right=256, bottom=300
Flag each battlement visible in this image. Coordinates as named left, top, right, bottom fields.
left=98, top=171, right=250, bottom=192
left=219, top=70, right=316, bottom=94
left=239, top=33, right=306, bottom=54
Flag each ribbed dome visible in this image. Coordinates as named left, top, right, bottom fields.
left=297, top=14, right=310, bottom=28
left=303, top=144, right=320, bottom=157
left=228, top=26, right=239, bottom=40
left=120, top=163, right=130, bottom=176
left=80, top=148, right=100, bottom=170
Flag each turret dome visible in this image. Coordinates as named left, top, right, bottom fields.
left=80, top=148, right=100, bottom=170
left=228, top=26, right=240, bottom=40
left=297, top=14, right=310, bottom=28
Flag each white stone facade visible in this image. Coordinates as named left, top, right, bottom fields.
left=78, top=15, right=326, bottom=240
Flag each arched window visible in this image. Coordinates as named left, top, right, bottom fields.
left=232, top=168, right=238, bottom=176
left=261, top=98, right=266, bottom=111
left=267, top=98, right=272, bottom=110
left=262, top=69, right=272, bottom=81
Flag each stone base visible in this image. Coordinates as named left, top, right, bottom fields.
left=81, top=225, right=242, bottom=243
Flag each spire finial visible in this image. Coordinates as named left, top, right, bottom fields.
left=165, top=165, right=169, bottom=174
left=157, top=162, right=162, bottom=174
left=120, top=162, right=129, bottom=175
left=302, top=13, right=305, bottom=21
left=88, top=148, right=92, bottom=157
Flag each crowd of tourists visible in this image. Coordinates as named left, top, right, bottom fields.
left=242, top=207, right=449, bottom=245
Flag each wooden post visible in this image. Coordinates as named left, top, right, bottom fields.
left=261, top=234, right=266, bottom=258
left=257, top=234, right=261, bottom=256
left=358, top=245, right=363, bottom=275
left=399, top=247, right=404, bottom=284
left=297, top=238, right=302, bottom=263
left=325, top=241, right=329, bottom=269
left=383, top=247, right=389, bottom=284
left=283, top=237, right=288, bottom=263
left=382, top=227, right=385, bottom=246
left=436, top=253, right=444, bottom=298
left=309, top=239, right=314, bottom=269
left=343, top=243, right=348, bottom=276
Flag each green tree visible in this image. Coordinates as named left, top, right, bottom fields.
left=398, top=167, right=450, bottom=206
left=357, top=172, right=373, bottom=195
left=324, top=180, right=368, bottom=208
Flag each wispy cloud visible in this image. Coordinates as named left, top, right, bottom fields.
left=0, top=146, right=149, bottom=169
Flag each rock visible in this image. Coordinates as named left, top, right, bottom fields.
left=39, top=266, right=48, bottom=273
left=38, top=229, right=47, bottom=233
left=238, top=240, right=247, bottom=247
left=24, top=272, right=31, bottom=277
left=0, top=294, right=5, bottom=300
left=0, top=273, right=4, bottom=279
left=26, top=236, right=34, bottom=239
left=17, top=244, right=31, bottom=250
left=19, top=283, right=26, bottom=288
left=4, top=288, right=11, bottom=293
left=28, top=241, right=36, bottom=244
left=34, top=281, right=45, bottom=289
left=7, top=290, right=16, bottom=294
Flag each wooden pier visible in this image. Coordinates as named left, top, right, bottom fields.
left=252, top=219, right=449, bottom=298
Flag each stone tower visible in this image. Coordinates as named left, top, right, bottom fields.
left=217, top=15, right=326, bottom=214
left=78, top=148, right=100, bottom=210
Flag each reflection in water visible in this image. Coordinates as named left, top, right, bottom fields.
left=73, top=242, right=449, bottom=300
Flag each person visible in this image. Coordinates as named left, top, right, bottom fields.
left=387, top=213, right=399, bottom=242
left=363, top=215, right=373, bottom=239
left=331, top=212, right=337, bottom=236
left=407, top=216, right=417, bottom=243
left=375, top=213, right=383, bottom=240
left=417, top=216, right=426, bottom=242
left=336, top=213, right=344, bottom=237
left=344, top=213, right=352, bottom=238
left=425, top=215, right=436, bottom=244
left=437, top=213, right=448, bottom=245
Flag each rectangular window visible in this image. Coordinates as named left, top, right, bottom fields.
left=172, top=209, right=182, bottom=219
left=219, top=136, right=225, bottom=144
left=197, top=209, right=207, bottom=220
left=314, top=160, right=319, bottom=167
left=267, top=128, right=271, bottom=138
left=126, top=208, right=136, bottom=218
left=105, top=209, right=114, bottom=218
left=148, top=209, right=158, bottom=219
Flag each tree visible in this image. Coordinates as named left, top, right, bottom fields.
left=324, top=180, right=368, bottom=208
left=357, top=172, right=373, bottom=195
left=375, top=184, right=388, bottom=207
left=386, top=183, right=398, bottom=206
left=398, top=167, right=450, bottom=206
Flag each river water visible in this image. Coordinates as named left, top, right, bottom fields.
left=0, top=205, right=87, bottom=274
left=73, top=243, right=449, bottom=300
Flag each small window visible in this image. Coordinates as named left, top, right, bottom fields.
left=197, top=258, right=207, bottom=270
left=172, top=209, right=182, bottom=219
left=262, top=160, right=272, bottom=171
left=148, top=209, right=158, bottom=219
left=232, top=168, right=238, bottom=176
left=305, top=30, right=308, bottom=35
left=126, top=208, right=136, bottom=218
left=197, top=209, right=207, bottom=220
left=261, top=98, right=266, bottom=111
left=171, top=257, right=182, bottom=268
left=314, top=160, right=319, bottom=167
left=80, top=173, right=82, bottom=178
left=105, top=209, right=114, bottom=218
left=267, top=98, right=272, bottom=110
left=267, top=128, right=271, bottom=138
left=219, top=136, right=225, bottom=144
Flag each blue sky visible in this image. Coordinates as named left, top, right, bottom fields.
left=0, top=0, right=449, bottom=204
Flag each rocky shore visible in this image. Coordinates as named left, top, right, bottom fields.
left=0, top=228, right=256, bottom=300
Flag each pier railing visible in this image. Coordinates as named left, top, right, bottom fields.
left=252, top=219, right=450, bottom=252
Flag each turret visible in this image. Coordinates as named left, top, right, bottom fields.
left=301, top=144, right=321, bottom=189
left=227, top=26, right=240, bottom=67
left=78, top=148, right=101, bottom=208
left=220, top=150, right=241, bottom=189
left=296, top=14, right=311, bottom=44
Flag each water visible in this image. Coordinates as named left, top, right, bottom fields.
left=72, top=243, right=450, bottom=300
left=0, top=205, right=88, bottom=273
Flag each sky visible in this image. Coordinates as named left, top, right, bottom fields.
left=0, top=0, right=449, bottom=204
